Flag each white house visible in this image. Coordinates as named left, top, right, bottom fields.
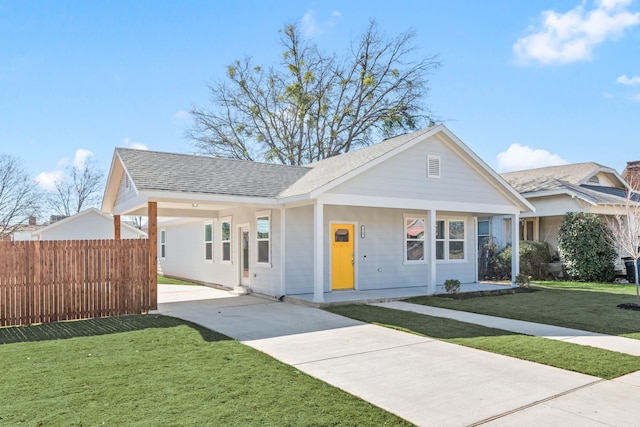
left=499, top=162, right=635, bottom=273
left=32, top=208, right=147, bottom=240
left=101, top=125, right=533, bottom=302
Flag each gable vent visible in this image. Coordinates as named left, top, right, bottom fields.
left=427, top=155, right=441, bottom=178
left=588, top=175, right=600, bottom=184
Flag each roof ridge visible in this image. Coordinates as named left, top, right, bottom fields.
left=116, top=147, right=310, bottom=171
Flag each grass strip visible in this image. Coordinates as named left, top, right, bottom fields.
left=407, top=282, right=640, bottom=339
left=0, top=315, right=410, bottom=426
left=326, top=304, right=640, bottom=380
left=157, top=275, right=202, bottom=286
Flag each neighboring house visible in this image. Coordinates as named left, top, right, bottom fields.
left=622, top=160, right=640, bottom=191
left=2, top=217, right=43, bottom=241
left=499, top=162, right=635, bottom=272
left=101, top=125, right=533, bottom=302
left=32, top=208, right=147, bottom=240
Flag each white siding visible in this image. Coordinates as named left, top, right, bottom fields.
left=523, top=195, right=583, bottom=217
left=284, top=205, right=315, bottom=294
left=158, top=207, right=282, bottom=297
left=328, top=136, right=512, bottom=207
left=38, top=212, right=142, bottom=240
left=115, top=173, right=137, bottom=209
left=283, top=205, right=477, bottom=295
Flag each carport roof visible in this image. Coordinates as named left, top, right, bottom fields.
left=115, top=148, right=309, bottom=198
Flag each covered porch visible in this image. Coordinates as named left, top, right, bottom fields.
left=286, top=281, right=515, bottom=307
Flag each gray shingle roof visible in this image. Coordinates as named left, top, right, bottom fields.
left=500, top=162, right=604, bottom=193
left=116, top=127, right=435, bottom=200
left=501, top=162, right=630, bottom=205
left=116, top=148, right=310, bottom=198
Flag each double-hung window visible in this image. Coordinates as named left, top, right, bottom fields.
left=256, top=211, right=270, bottom=264
left=404, top=216, right=425, bottom=262
left=436, top=219, right=465, bottom=261
left=221, top=217, right=231, bottom=262
left=204, top=222, right=213, bottom=262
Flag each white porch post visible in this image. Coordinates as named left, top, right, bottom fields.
left=313, top=200, right=324, bottom=303
left=280, top=207, right=286, bottom=297
left=511, top=213, right=520, bottom=285
left=428, top=209, right=437, bottom=294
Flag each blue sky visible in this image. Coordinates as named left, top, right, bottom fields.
left=1, top=0, right=639, bottom=192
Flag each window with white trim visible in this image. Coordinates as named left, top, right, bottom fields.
left=256, top=211, right=270, bottom=264
left=221, top=217, right=231, bottom=262
left=160, top=229, right=166, bottom=259
left=204, top=222, right=213, bottom=262
left=436, top=219, right=465, bottom=261
left=404, top=216, right=425, bottom=262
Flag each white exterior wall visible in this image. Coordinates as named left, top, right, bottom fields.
left=329, top=136, right=513, bottom=207
left=38, top=213, right=142, bottom=240
left=158, top=207, right=282, bottom=297
left=283, top=205, right=477, bottom=295
left=284, top=205, right=315, bottom=294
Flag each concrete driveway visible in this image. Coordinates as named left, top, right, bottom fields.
left=158, top=285, right=640, bottom=426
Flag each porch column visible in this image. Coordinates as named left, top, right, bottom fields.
left=313, top=200, right=324, bottom=303
left=148, top=201, right=158, bottom=310
left=428, top=209, right=437, bottom=294
left=511, top=213, right=520, bottom=286
left=114, top=215, right=121, bottom=239
left=280, top=207, right=286, bottom=297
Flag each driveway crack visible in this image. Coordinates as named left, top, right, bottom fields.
left=468, top=379, right=607, bottom=426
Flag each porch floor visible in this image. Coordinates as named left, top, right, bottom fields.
left=284, top=281, right=515, bottom=307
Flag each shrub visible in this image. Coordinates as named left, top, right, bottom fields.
left=515, top=273, right=531, bottom=287
left=557, top=212, right=616, bottom=282
left=444, top=279, right=460, bottom=294
left=493, top=241, right=552, bottom=280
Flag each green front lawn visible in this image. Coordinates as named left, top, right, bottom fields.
left=407, top=282, right=640, bottom=339
left=326, top=304, right=640, bottom=380
left=157, top=274, right=201, bottom=286
left=0, top=315, right=409, bottom=426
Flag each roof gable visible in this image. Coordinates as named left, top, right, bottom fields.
left=501, top=162, right=626, bottom=193
left=501, top=162, right=633, bottom=206
left=33, top=208, right=146, bottom=238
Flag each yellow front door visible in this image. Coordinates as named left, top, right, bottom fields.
left=331, top=223, right=354, bottom=290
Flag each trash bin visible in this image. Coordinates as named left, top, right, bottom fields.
left=624, top=258, right=639, bottom=283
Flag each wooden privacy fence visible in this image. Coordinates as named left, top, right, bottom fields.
left=0, top=239, right=153, bottom=327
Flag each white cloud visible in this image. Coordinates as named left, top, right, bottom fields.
left=497, top=143, right=568, bottom=172
left=123, top=137, right=148, bottom=150
left=301, top=9, right=342, bottom=38
left=36, top=149, right=95, bottom=191
left=617, top=74, right=640, bottom=84
left=513, top=0, right=640, bottom=66
left=35, top=170, right=64, bottom=192
left=73, top=148, right=93, bottom=169
left=174, top=110, right=189, bottom=119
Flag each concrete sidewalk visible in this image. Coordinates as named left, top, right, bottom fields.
left=374, top=301, right=640, bottom=356
left=157, top=285, right=640, bottom=426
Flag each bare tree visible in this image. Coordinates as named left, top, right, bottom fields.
left=0, top=154, right=41, bottom=239
left=189, top=21, right=440, bottom=165
left=48, top=159, right=104, bottom=218
left=607, top=182, right=640, bottom=306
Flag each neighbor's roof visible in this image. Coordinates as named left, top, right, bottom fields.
left=501, top=162, right=632, bottom=205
